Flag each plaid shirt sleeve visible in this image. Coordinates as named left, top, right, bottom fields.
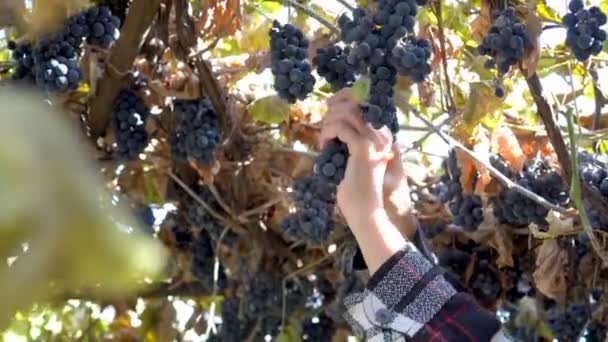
left=343, top=230, right=512, bottom=342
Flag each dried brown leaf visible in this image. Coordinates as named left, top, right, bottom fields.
left=472, top=127, right=492, bottom=194
left=491, top=127, right=526, bottom=172
left=471, top=206, right=514, bottom=268
left=530, top=210, right=578, bottom=239
left=533, top=239, right=568, bottom=303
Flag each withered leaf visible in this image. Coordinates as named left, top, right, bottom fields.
left=532, top=239, right=568, bottom=303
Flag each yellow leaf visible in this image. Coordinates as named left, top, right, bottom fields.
left=248, top=95, right=292, bottom=124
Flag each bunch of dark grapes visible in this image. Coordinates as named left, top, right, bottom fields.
left=437, top=248, right=470, bottom=292
left=34, top=56, right=82, bottom=91
left=301, top=314, right=335, bottom=341
left=184, top=185, right=236, bottom=245
left=8, top=41, right=36, bottom=83
left=478, top=7, right=532, bottom=97
left=84, top=5, right=121, bottom=48
left=469, top=260, right=501, bottom=304
left=31, top=30, right=82, bottom=92
left=547, top=303, right=590, bottom=342
left=389, top=37, right=432, bottom=82
left=585, top=200, right=608, bottom=230
left=138, top=205, right=155, bottom=234
left=493, top=159, right=568, bottom=228
left=281, top=175, right=336, bottom=244
left=450, top=195, right=484, bottom=232
left=441, top=150, right=484, bottom=231
left=314, top=139, right=349, bottom=185
left=503, top=254, right=535, bottom=303
left=9, top=6, right=120, bottom=92
left=269, top=21, right=315, bottom=103
left=363, top=62, right=398, bottom=130
left=243, top=271, right=283, bottom=318
left=190, top=232, right=225, bottom=289
left=169, top=97, right=221, bottom=165
left=338, top=0, right=429, bottom=131
left=172, top=225, right=194, bottom=251
left=111, top=89, right=149, bottom=159
left=579, top=152, right=608, bottom=193
left=585, top=321, right=608, bottom=341
left=218, top=298, right=251, bottom=342
left=314, top=45, right=356, bottom=90
left=62, top=12, right=89, bottom=49
left=563, top=0, right=607, bottom=61
left=489, top=154, right=517, bottom=180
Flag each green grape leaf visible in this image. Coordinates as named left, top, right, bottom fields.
left=248, top=95, right=292, bottom=124
left=351, top=77, right=371, bottom=102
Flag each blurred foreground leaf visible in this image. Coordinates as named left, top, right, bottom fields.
left=0, top=87, right=167, bottom=329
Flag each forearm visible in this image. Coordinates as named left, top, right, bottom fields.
left=384, top=178, right=417, bottom=241
left=348, top=209, right=407, bottom=274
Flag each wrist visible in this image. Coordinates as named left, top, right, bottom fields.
left=349, top=208, right=407, bottom=274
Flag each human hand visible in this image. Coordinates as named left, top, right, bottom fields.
left=319, top=89, right=395, bottom=232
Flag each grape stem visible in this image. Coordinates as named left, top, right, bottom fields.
left=409, top=109, right=575, bottom=217
left=274, top=0, right=340, bottom=35
left=88, top=0, right=163, bottom=137
left=167, top=170, right=248, bottom=235
left=403, top=114, right=456, bottom=153
left=542, top=24, right=563, bottom=30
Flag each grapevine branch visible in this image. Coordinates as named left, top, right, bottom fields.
left=402, top=114, right=456, bottom=153
left=88, top=0, right=162, bottom=137
left=409, top=109, right=574, bottom=216
left=590, top=68, right=606, bottom=131
left=525, top=72, right=608, bottom=265
left=191, top=57, right=227, bottom=122
left=525, top=73, right=608, bottom=223
left=432, top=0, right=456, bottom=114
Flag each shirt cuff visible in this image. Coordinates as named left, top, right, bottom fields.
left=342, top=240, right=456, bottom=340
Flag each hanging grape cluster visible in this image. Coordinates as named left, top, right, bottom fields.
left=337, top=0, right=432, bottom=130
left=281, top=0, right=431, bottom=244
left=190, top=232, right=226, bottom=289
left=111, top=89, right=149, bottom=160
left=269, top=21, right=315, bottom=103
left=547, top=303, right=591, bottom=341
left=563, top=0, right=607, bottom=61
left=84, top=5, right=121, bottom=48
left=8, top=41, right=36, bottom=83
left=281, top=175, right=337, bottom=244
left=184, top=185, right=236, bottom=245
left=492, top=158, right=569, bottom=228
left=9, top=5, right=120, bottom=92
left=439, top=150, right=484, bottom=231
left=169, top=97, right=222, bottom=166
left=478, top=7, right=532, bottom=97
left=389, top=37, right=433, bottom=82
left=314, top=45, right=356, bottom=91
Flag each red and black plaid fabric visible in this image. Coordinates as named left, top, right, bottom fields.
left=412, top=293, right=502, bottom=342
left=343, top=227, right=508, bottom=341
